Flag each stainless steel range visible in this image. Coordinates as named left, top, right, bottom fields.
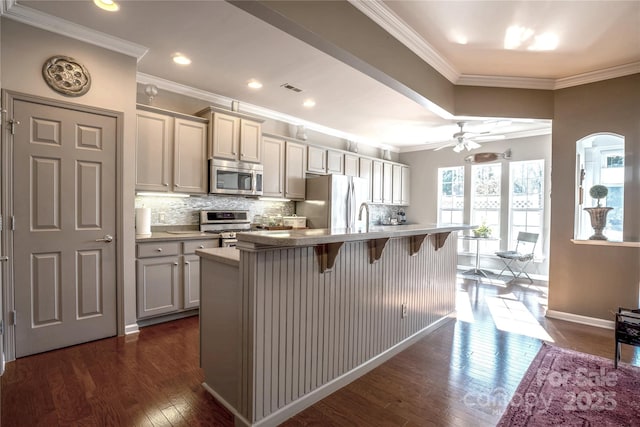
left=199, top=210, right=251, bottom=247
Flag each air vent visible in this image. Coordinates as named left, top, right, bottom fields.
left=281, top=83, right=303, bottom=93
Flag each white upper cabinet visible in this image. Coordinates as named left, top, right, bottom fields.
left=136, top=109, right=172, bottom=192
left=173, top=118, right=208, bottom=194
left=262, top=136, right=285, bottom=198
left=286, top=141, right=306, bottom=200
left=307, top=145, right=326, bottom=174
left=345, top=154, right=359, bottom=177
left=392, top=164, right=402, bottom=204
left=199, top=108, right=263, bottom=163
left=401, top=166, right=410, bottom=205
left=359, top=157, right=373, bottom=202
left=382, top=162, right=393, bottom=204
left=326, top=150, right=344, bottom=174
left=371, top=160, right=383, bottom=204
left=136, top=107, right=207, bottom=194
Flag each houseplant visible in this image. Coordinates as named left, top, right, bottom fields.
left=473, top=223, right=492, bottom=238
left=584, top=185, right=613, bottom=240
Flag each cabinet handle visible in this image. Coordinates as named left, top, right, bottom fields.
left=185, top=261, right=190, bottom=265
left=156, top=248, right=163, bottom=252
left=174, top=262, right=178, bottom=266
left=240, top=153, right=244, bottom=157
left=175, top=184, right=180, bottom=187
left=199, top=245, right=204, bottom=249
left=163, top=183, right=169, bottom=187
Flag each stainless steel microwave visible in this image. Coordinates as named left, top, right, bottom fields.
left=210, top=158, right=263, bottom=196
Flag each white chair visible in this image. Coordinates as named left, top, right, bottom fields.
left=495, top=232, right=538, bottom=283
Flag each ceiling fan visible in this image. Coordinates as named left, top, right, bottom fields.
left=435, top=121, right=490, bottom=152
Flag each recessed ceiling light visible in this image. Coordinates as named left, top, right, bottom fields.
left=303, top=99, right=316, bottom=108
left=93, top=0, right=119, bottom=12
left=248, top=80, right=263, bottom=89
left=172, top=53, right=191, bottom=65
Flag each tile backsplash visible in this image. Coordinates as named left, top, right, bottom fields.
left=135, top=195, right=294, bottom=225
left=135, top=194, right=406, bottom=227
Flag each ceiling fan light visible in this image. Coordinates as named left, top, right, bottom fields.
left=453, top=144, right=464, bottom=153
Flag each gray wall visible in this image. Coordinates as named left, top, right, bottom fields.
left=548, top=74, right=640, bottom=320
left=1, top=19, right=138, bottom=334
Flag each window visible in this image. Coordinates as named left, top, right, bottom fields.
left=437, top=167, right=464, bottom=224
left=471, top=164, right=501, bottom=253
left=509, top=160, right=544, bottom=254
left=575, top=134, right=624, bottom=241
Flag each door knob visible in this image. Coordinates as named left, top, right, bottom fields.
left=95, top=234, right=113, bottom=243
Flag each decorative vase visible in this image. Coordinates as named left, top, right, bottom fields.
left=584, top=207, right=613, bottom=240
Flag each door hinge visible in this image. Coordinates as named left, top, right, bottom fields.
left=11, top=216, right=15, bottom=231
left=10, top=311, right=16, bottom=326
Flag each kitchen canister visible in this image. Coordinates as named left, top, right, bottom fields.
left=135, top=207, right=152, bottom=237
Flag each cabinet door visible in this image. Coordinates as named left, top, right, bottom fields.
left=286, top=141, right=306, bottom=200
left=136, top=110, right=172, bottom=191
left=212, top=113, right=240, bottom=160
left=359, top=157, right=373, bottom=202
left=371, top=160, right=383, bottom=203
left=262, top=136, right=285, bottom=198
left=401, top=166, right=410, bottom=205
left=382, top=162, right=393, bottom=204
left=174, top=118, right=207, bottom=194
left=327, top=150, right=344, bottom=174
left=136, top=256, right=180, bottom=319
left=183, top=254, right=200, bottom=309
left=307, top=146, right=326, bottom=174
left=392, top=164, right=402, bottom=204
left=239, top=119, right=262, bottom=163
left=345, top=154, right=359, bottom=177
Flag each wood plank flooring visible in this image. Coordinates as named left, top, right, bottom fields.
left=3, top=277, right=638, bottom=426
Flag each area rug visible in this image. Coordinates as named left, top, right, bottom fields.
left=497, top=342, right=640, bottom=426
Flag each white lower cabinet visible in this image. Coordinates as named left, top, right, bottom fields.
left=136, top=256, right=180, bottom=318
left=136, top=238, right=218, bottom=320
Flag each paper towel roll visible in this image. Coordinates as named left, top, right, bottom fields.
left=135, top=208, right=151, bottom=237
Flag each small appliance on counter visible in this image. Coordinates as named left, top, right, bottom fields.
left=199, top=210, right=251, bottom=247
left=397, top=209, right=407, bottom=224
left=283, top=216, right=306, bottom=229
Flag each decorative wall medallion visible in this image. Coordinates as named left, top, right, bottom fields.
left=42, top=55, right=91, bottom=97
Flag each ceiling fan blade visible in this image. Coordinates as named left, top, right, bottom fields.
left=466, top=140, right=481, bottom=150
left=433, top=142, right=454, bottom=151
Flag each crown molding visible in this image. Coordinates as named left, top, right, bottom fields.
left=553, top=62, right=640, bottom=89
left=0, top=2, right=148, bottom=60
left=348, top=0, right=460, bottom=83
left=350, top=0, right=640, bottom=91
left=137, top=73, right=396, bottom=152
left=456, top=75, right=556, bottom=90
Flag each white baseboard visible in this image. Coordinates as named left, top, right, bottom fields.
left=202, top=314, right=454, bottom=427
left=124, top=323, right=139, bottom=335
left=546, top=310, right=614, bottom=329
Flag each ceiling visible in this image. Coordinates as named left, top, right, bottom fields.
left=10, top=1, right=640, bottom=151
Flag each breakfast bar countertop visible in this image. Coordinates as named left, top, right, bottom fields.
left=196, top=247, right=239, bottom=266
left=236, top=223, right=475, bottom=247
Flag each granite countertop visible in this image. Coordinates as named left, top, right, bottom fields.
left=236, top=223, right=475, bottom=247
left=196, top=247, right=240, bottom=266
left=136, top=231, right=220, bottom=242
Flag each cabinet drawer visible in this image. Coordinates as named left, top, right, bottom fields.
left=184, top=239, right=219, bottom=254
left=137, top=241, right=180, bottom=258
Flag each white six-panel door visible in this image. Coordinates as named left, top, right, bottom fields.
left=12, top=98, right=117, bottom=357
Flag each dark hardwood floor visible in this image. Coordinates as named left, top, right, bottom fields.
left=3, top=277, right=638, bottom=426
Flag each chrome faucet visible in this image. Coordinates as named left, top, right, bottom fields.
left=358, top=202, right=370, bottom=232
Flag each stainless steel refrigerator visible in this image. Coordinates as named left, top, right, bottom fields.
left=296, top=174, right=369, bottom=231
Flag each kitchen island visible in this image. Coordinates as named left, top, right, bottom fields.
left=197, top=224, right=473, bottom=427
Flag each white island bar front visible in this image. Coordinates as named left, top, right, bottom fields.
left=197, top=224, right=473, bottom=427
